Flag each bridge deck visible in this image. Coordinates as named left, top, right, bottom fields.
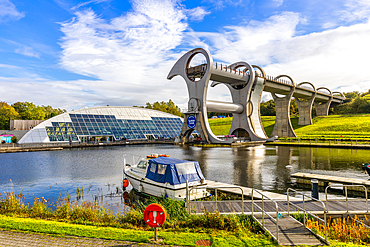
left=205, top=180, right=301, bottom=201
left=207, top=65, right=343, bottom=103
left=254, top=215, right=325, bottom=246
left=189, top=200, right=369, bottom=214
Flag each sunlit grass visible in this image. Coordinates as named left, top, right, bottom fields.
left=0, top=192, right=274, bottom=246
left=208, top=114, right=370, bottom=139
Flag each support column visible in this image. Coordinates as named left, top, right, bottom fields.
left=180, top=112, right=209, bottom=143
left=226, top=63, right=267, bottom=141
left=271, top=75, right=297, bottom=138
left=296, top=82, right=316, bottom=126
left=314, top=87, right=333, bottom=116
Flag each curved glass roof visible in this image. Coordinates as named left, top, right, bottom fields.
left=19, top=106, right=183, bottom=143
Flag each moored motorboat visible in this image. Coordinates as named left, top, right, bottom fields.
left=123, top=155, right=208, bottom=200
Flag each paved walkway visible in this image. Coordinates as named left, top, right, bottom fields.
left=0, top=230, right=178, bottom=247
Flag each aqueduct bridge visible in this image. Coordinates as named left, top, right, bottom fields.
left=168, top=48, right=345, bottom=144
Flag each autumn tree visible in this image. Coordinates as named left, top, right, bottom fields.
left=143, top=100, right=183, bottom=117
left=40, top=105, right=66, bottom=119
left=0, top=102, right=20, bottom=130
left=12, top=102, right=45, bottom=120
left=260, top=100, right=276, bottom=116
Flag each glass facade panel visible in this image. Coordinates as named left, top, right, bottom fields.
left=45, top=113, right=183, bottom=142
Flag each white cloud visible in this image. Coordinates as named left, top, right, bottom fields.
left=58, top=0, right=189, bottom=109
left=71, top=0, right=111, bottom=11
left=202, top=0, right=242, bottom=10
left=60, top=0, right=187, bottom=81
left=15, top=46, right=40, bottom=58
left=4, top=1, right=370, bottom=111
left=186, top=7, right=210, bottom=21
left=188, top=12, right=301, bottom=64
left=0, top=63, right=19, bottom=69
left=259, top=21, right=370, bottom=93
left=273, top=0, right=283, bottom=7
left=188, top=11, right=370, bottom=102
left=341, top=0, right=370, bottom=22
left=0, top=0, right=24, bottom=22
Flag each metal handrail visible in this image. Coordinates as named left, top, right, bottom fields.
left=287, top=188, right=328, bottom=243
left=251, top=189, right=279, bottom=243
left=325, top=184, right=368, bottom=213
left=186, top=184, right=244, bottom=213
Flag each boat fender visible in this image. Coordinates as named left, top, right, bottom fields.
left=122, top=178, right=129, bottom=188
left=139, top=184, right=143, bottom=192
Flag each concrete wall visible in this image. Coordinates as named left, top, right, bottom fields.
left=10, top=120, right=44, bottom=130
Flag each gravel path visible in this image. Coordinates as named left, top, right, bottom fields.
left=0, top=229, right=178, bottom=247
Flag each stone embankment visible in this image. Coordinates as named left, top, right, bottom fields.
left=265, top=140, right=370, bottom=149
left=0, top=140, right=174, bottom=153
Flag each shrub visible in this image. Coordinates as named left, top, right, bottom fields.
left=11, top=136, right=17, bottom=143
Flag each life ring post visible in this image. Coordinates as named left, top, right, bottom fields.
left=143, top=203, right=167, bottom=242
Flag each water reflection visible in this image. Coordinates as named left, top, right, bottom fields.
left=0, top=144, right=369, bottom=212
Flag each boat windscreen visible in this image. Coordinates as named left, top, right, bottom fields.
left=157, top=164, right=166, bottom=175
left=175, top=162, right=196, bottom=175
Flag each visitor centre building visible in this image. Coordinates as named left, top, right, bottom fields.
left=18, top=106, right=183, bottom=144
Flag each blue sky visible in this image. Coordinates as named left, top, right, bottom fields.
left=1, top=0, right=370, bottom=111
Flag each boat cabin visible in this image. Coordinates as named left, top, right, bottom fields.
left=145, top=157, right=205, bottom=185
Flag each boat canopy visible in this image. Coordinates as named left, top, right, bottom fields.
left=145, top=157, right=205, bottom=185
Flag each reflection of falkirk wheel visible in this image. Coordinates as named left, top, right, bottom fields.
left=167, top=48, right=270, bottom=144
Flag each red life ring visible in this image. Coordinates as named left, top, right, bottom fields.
left=122, top=178, right=129, bottom=187
left=143, top=203, right=167, bottom=228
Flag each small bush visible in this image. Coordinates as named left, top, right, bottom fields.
left=11, top=136, right=17, bottom=143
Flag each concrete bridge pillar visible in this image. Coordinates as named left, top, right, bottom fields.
left=271, top=75, right=297, bottom=138
left=295, top=82, right=316, bottom=126
left=314, top=87, right=333, bottom=116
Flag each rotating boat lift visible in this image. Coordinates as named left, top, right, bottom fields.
left=167, top=48, right=345, bottom=144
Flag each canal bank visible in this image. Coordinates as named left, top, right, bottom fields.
left=264, top=141, right=370, bottom=149
left=0, top=140, right=175, bottom=153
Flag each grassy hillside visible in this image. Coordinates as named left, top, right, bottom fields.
left=208, top=114, right=370, bottom=139
left=295, top=114, right=370, bottom=139
left=208, top=116, right=280, bottom=137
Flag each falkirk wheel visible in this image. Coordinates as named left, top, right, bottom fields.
left=167, top=48, right=270, bottom=144
left=167, top=48, right=344, bottom=144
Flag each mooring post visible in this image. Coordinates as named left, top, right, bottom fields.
left=311, top=179, right=319, bottom=200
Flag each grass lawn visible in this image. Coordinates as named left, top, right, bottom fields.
left=0, top=215, right=365, bottom=246
left=208, top=114, right=370, bottom=139
left=0, top=215, right=275, bottom=247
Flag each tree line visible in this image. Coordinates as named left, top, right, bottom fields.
left=0, top=102, right=66, bottom=130
left=136, top=99, right=184, bottom=117
left=1, top=90, right=368, bottom=130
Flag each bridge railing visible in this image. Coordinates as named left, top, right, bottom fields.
left=251, top=189, right=280, bottom=242
left=213, top=63, right=293, bottom=85
left=287, top=188, right=328, bottom=244
left=325, top=184, right=368, bottom=213
left=186, top=184, right=244, bottom=213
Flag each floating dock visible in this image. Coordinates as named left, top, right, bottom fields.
left=206, top=180, right=301, bottom=201
left=291, top=172, right=370, bottom=191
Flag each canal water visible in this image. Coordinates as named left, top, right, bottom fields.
left=0, top=144, right=369, bottom=212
